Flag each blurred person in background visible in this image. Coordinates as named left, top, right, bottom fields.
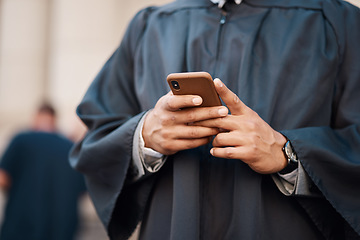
left=0, top=103, right=86, bottom=240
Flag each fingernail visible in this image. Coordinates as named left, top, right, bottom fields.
left=193, top=97, right=202, bottom=105
left=234, top=96, right=240, bottom=103
left=214, top=78, right=223, bottom=87
left=210, top=148, right=214, bottom=155
left=218, top=107, right=228, bottom=116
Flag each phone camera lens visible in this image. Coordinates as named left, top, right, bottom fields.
left=171, top=81, right=180, bottom=90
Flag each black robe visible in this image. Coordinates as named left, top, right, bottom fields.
left=70, top=0, right=360, bottom=239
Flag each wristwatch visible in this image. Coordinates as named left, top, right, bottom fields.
left=279, top=139, right=298, bottom=174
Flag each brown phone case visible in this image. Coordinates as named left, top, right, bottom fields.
left=167, top=72, right=222, bottom=107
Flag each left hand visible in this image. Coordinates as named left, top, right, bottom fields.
left=194, top=78, right=288, bottom=174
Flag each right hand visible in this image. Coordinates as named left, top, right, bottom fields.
left=142, top=92, right=229, bottom=155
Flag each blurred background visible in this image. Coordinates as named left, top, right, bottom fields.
left=0, top=0, right=169, bottom=239
left=0, top=0, right=359, bottom=239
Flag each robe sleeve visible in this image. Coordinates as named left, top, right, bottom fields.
left=281, top=2, right=360, bottom=235
left=69, top=7, right=157, bottom=239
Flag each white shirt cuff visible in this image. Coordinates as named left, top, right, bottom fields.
left=273, top=161, right=321, bottom=197
left=132, top=112, right=167, bottom=180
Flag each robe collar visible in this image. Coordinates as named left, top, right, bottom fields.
left=174, top=0, right=323, bottom=10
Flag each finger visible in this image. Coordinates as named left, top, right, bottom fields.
left=213, top=78, right=248, bottom=115
left=193, top=115, right=246, bottom=131
left=175, top=106, right=228, bottom=124
left=210, top=146, right=278, bottom=174
left=212, top=131, right=250, bottom=147
left=163, top=91, right=204, bottom=111
left=167, top=125, right=220, bottom=139
left=210, top=146, right=256, bottom=161
left=210, top=146, right=245, bottom=160
left=163, top=137, right=213, bottom=154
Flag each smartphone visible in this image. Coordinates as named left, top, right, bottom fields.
left=167, top=72, right=222, bottom=107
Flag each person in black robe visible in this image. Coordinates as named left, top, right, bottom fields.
left=70, top=0, right=360, bottom=239
left=0, top=104, right=86, bottom=240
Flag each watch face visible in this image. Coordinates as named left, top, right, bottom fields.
left=284, top=141, right=298, bottom=163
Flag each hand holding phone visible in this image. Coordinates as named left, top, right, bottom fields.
left=167, top=72, right=222, bottom=107
left=142, top=72, right=228, bottom=155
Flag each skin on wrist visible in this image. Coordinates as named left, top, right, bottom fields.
left=275, top=131, right=288, bottom=172
left=142, top=110, right=153, bottom=149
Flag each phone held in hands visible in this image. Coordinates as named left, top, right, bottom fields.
left=167, top=72, right=222, bottom=107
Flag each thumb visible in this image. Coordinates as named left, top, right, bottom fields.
left=214, top=78, right=248, bottom=115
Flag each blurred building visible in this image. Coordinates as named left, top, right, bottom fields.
left=0, top=0, right=169, bottom=150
